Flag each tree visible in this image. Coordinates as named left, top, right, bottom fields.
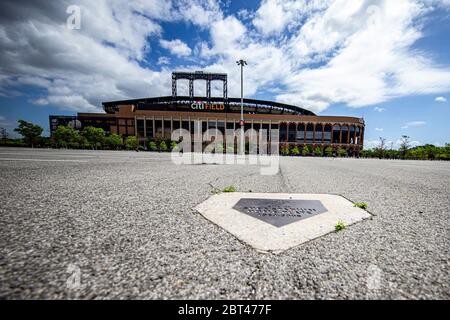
left=105, top=133, right=122, bottom=150
left=375, top=137, right=387, bottom=159
left=399, top=135, right=410, bottom=159
left=314, top=146, right=322, bottom=157
left=52, top=125, right=81, bottom=148
left=14, top=120, right=43, bottom=147
left=0, top=127, right=8, bottom=144
left=82, top=126, right=105, bottom=149
left=125, top=136, right=138, bottom=150
left=324, top=146, right=333, bottom=157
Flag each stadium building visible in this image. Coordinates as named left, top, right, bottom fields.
left=49, top=71, right=365, bottom=155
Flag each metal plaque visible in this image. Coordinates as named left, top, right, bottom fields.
left=232, top=198, right=328, bottom=228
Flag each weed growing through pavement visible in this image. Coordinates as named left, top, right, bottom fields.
left=354, top=202, right=368, bottom=210
left=223, top=185, right=236, bottom=193
left=335, top=221, right=346, bottom=232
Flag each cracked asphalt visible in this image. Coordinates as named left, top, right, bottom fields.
left=0, top=148, right=449, bottom=299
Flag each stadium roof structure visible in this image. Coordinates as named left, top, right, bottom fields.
left=102, top=96, right=316, bottom=116
left=102, top=71, right=316, bottom=116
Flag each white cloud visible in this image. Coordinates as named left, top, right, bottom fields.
left=375, top=128, right=384, bottom=131
left=435, top=96, right=447, bottom=102
left=364, top=137, right=422, bottom=149
left=159, top=39, right=192, bottom=57
left=0, top=0, right=450, bottom=115
left=374, top=107, right=386, bottom=112
left=157, top=57, right=171, bottom=65
left=252, top=0, right=330, bottom=36
left=276, top=0, right=450, bottom=112
left=401, top=121, right=427, bottom=129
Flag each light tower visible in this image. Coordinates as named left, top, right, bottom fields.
left=236, top=59, right=247, bottom=155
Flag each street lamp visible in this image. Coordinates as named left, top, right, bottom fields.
left=236, top=59, right=247, bottom=155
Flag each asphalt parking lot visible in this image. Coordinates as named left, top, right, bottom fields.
left=0, top=147, right=449, bottom=299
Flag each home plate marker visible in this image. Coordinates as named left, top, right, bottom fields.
left=195, top=193, right=372, bottom=254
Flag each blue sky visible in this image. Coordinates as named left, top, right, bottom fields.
left=0, top=0, right=449, bottom=148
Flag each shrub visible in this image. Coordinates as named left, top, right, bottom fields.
left=324, top=146, right=333, bottom=157
left=148, top=140, right=158, bottom=151
left=290, top=145, right=300, bottom=156
left=280, top=144, right=290, bottom=156
left=314, top=147, right=322, bottom=157
left=337, top=148, right=347, bottom=157
left=124, top=136, right=138, bottom=150
left=170, top=141, right=178, bottom=151
left=105, top=133, right=122, bottom=150
left=159, top=140, right=168, bottom=152
left=302, top=146, right=310, bottom=156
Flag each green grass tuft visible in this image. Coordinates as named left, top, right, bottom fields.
left=222, top=185, right=236, bottom=193
left=335, top=221, right=346, bottom=232
left=353, top=202, right=368, bottom=210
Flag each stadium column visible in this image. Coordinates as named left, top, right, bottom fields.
left=206, top=78, right=211, bottom=101
left=144, top=117, right=146, bottom=144
left=361, top=126, right=365, bottom=147
left=189, top=77, right=194, bottom=101
left=331, top=125, right=334, bottom=147
left=339, top=125, right=343, bottom=145
left=303, top=123, right=307, bottom=145
left=153, top=117, right=156, bottom=138
left=313, top=123, right=316, bottom=144
left=286, top=123, right=289, bottom=144
left=347, top=124, right=351, bottom=145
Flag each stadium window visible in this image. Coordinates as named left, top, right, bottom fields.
left=306, top=124, right=314, bottom=144
left=288, top=123, right=296, bottom=142
left=297, top=123, right=305, bottom=143
left=324, top=125, right=332, bottom=143
left=332, top=125, right=341, bottom=144
left=315, top=124, right=323, bottom=143
left=146, top=120, right=153, bottom=138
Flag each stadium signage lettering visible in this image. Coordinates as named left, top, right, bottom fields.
left=191, top=101, right=225, bottom=111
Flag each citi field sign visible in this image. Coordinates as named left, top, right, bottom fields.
left=191, top=101, right=225, bottom=111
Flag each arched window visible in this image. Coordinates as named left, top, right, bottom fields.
left=297, top=123, right=305, bottom=143
left=341, top=125, right=349, bottom=144
left=324, top=124, right=332, bottom=143
left=332, top=125, right=340, bottom=144
left=356, top=126, right=361, bottom=144
left=306, top=124, right=314, bottom=144
left=315, top=124, right=323, bottom=143
left=280, top=123, right=287, bottom=142
left=349, top=125, right=356, bottom=144
left=288, top=123, right=297, bottom=142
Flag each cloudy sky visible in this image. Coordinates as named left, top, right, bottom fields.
left=0, top=0, right=449, bottom=147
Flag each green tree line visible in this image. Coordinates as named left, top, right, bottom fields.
left=360, top=136, right=450, bottom=160
left=1, top=121, right=449, bottom=160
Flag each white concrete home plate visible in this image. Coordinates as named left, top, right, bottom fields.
left=195, top=193, right=372, bottom=254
